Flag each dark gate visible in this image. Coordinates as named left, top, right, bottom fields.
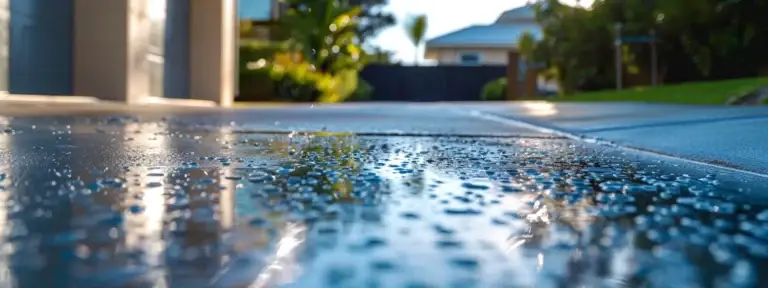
left=359, top=64, right=507, bottom=101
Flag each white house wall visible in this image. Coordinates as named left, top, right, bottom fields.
left=428, top=47, right=511, bottom=65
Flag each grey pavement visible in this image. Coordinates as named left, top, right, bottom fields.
left=468, top=102, right=768, bottom=133
left=467, top=102, right=768, bottom=174
left=2, top=101, right=768, bottom=287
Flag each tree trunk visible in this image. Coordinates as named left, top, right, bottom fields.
left=414, top=44, right=419, bottom=66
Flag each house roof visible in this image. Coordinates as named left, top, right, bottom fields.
left=425, top=23, right=542, bottom=49
left=495, top=4, right=536, bottom=23
left=425, top=5, right=541, bottom=49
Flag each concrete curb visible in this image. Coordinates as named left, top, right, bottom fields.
left=0, top=94, right=220, bottom=109
left=726, top=86, right=768, bottom=105
left=0, top=94, right=100, bottom=104
left=138, top=97, right=218, bottom=107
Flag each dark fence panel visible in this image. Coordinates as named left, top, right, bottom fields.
left=359, top=64, right=507, bottom=101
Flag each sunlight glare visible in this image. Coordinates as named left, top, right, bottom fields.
left=520, top=101, right=558, bottom=117
left=147, top=0, right=166, bottom=21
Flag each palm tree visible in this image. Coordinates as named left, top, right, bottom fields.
left=404, top=14, right=428, bottom=65
left=517, top=32, right=536, bottom=62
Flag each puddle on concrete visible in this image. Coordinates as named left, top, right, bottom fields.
left=0, top=116, right=767, bottom=287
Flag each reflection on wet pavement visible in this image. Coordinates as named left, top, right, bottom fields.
left=1, top=115, right=768, bottom=287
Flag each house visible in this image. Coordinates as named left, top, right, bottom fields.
left=0, top=0, right=276, bottom=107
left=424, top=5, right=542, bottom=66
left=424, top=4, right=558, bottom=96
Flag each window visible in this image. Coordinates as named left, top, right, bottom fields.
left=458, top=52, right=481, bottom=65
left=239, top=0, right=274, bottom=21
left=147, top=0, right=166, bottom=97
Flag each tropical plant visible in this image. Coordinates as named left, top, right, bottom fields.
left=517, top=32, right=537, bottom=61
left=348, top=0, right=397, bottom=45
left=404, top=14, right=428, bottom=65
left=279, top=0, right=366, bottom=74
left=247, top=0, right=369, bottom=102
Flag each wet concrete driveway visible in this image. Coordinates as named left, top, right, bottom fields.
left=1, top=105, right=768, bottom=288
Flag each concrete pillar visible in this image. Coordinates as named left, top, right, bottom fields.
left=73, top=0, right=152, bottom=103
left=506, top=51, right=520, bottom=100
left=189, top=0, right=236, bottom=107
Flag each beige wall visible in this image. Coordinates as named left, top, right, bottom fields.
left=74, top=0, right=145, bottom=103
left=190, top=0, right=236, bottom=107
left=73, top=0, right=236, bottom=106
left=425, top=47, right=513, bottom=65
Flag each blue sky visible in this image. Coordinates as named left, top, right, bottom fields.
left=371, top=0, right=592, bottom=63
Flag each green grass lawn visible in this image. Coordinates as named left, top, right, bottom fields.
left=550, top=77, right=768, bottom=105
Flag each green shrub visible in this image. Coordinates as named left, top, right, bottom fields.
left=238, top=69, right=276, bottom=101
left=272, top=77, right=320, bottom=102
left=239, top=41, right=286, bottom=69
left=237, top=41, right=287, bottom=101
left=238, top=41, right=373, bottom=102
left=268, top=70, right=371, bottom=102
left=481, top=78, right=507, bottom=101
left=346, top=79, right=374, bottom=101
left=260, top=1, right=368, bottom=103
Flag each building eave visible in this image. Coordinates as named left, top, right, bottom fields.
left=426, top=43, right=518, bottom=49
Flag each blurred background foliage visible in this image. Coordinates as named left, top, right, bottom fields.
left=238, top=0, right=395, bottom=103
left=404, top=14, right=428, bottom=66
left=526, top=0, right=768, bottom=94
left=240, top=0, right=768, bottom=102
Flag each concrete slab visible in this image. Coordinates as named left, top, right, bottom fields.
left=588, top=118, right=768, bottom=174
left=0, top=102, right=550, bottom=137
left=469, top=101, right=768, bottom=133
left=465, top=101, right=768, bottom=175
left=194, top=104, right=549, bottom=136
